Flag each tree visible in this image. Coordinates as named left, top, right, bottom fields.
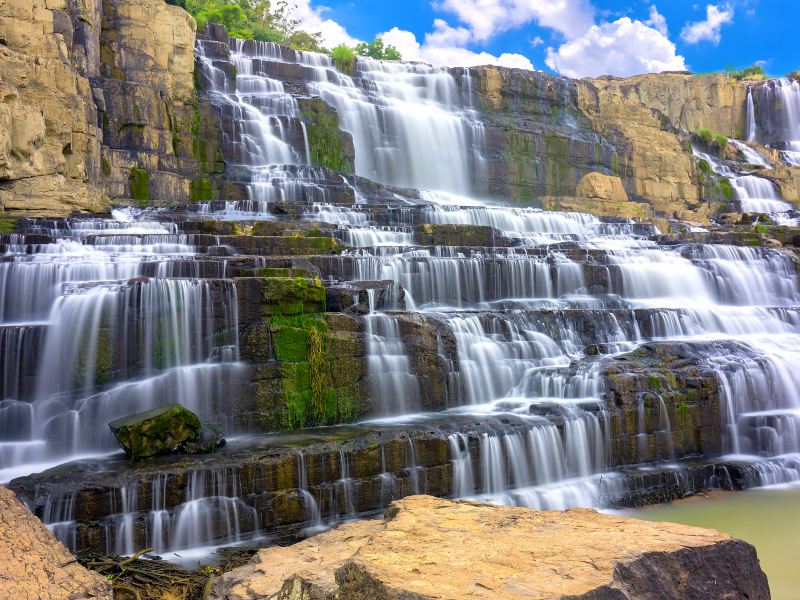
left=355, top=38, right=402, bottom=61
left=183, top=0, right=325, bottom=52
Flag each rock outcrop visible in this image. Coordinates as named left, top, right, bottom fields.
left=0, top=484, right=111, bottom=598
left=576, top=171, right=629, bottom=202
left=0, top=0, right=222, bottom=215
left=210, top=495, right=770, bottom=600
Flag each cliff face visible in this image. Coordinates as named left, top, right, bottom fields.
left=1, top=11, right=796, bottom=222
left=464, top=66, right=765, bottom=222
left=0, top=0, right=105, bottom=214
left=0, top=0, right=220, bottom=215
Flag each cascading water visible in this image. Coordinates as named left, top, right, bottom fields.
left=0, top=216, right=247, bottom=483
left=5, top=34, right=800, bottom=561
left=693, top=146, right=795, bottom=216
left=748, top=78, right=800, bottom=166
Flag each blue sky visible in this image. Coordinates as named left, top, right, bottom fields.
left=290, top=0, right=799, bottom=77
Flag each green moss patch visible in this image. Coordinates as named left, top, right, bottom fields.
left=128, top=168, right=150, bottom=207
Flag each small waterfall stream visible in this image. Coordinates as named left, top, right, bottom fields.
left=748, top=78, right=800, bottom=166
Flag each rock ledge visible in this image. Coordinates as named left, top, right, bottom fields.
left=211, top=495, right=769, bottom=599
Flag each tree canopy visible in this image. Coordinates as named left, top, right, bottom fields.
left=355, top=39, right=402, bottom=61
left=178, top=0, right=325, bottom=52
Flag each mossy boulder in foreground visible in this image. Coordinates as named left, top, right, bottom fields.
left=109, top=403, right=219, bottom=460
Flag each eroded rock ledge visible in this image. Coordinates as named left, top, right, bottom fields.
left=210, top=495, right=769, bottom=600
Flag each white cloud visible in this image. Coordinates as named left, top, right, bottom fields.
left=434, top=0, right=595, bottom=42
left=287, top=0, right=361, bottom=48
left=530, top=36, right=545, bottom=47
left=680, top=4, right=734, bottom=45
left=287, top=1, right=534, bottom=70
left=645, top=5, right=668, bottom=36
left=545, top=17, right=686, bottom=78
left=380, top=25, right=534, bottom=70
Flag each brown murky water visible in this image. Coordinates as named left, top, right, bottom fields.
left=626, top=486, right=800, bottom=600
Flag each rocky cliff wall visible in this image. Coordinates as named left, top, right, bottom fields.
left=0, top=0, right=224, bottom=215
left=2, top=9, right=796, bottom=222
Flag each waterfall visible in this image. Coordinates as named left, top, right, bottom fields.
left=693, top=146, right=794, bottom=215
left=749, top=78, right=800, bottom=166
left=6, top=38, right=800, bottom=559
left=746, top=87, right=757, bottom=142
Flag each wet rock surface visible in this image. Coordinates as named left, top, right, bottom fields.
left=210, top=495, right=770, bottom=600
left=109, top=403, right=203, bottom=460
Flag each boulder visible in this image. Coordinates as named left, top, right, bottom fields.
left=108, top=403, right=202, bottom=460
left=0, top=484, right=112, bottom=598
left=210, top=495, right=769, bottom=600
left=181, top=422, right=226, bottom=454
left=576, top=171, right=629, bottom=202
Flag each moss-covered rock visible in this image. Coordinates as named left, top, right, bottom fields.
left=108, top=403, right=202, bottom=461
left=414, top=223, right=511, bottom=247
left=298, top=97, right=355, bottom=173
left=128, top=168, right=150, bottom=207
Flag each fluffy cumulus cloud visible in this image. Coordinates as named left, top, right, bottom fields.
left=545, top=16, right=687, bottom=78
left=680, top=4, right=735, bottom=45
left=645, top=5, right=668, bottom=36
left=287, top=0, right=533, bottom=69
left=287, top=0, right=361, bottom=48
left=434, top=0, right=596, bottom=41
left=380, top=24, right=534, bottom=70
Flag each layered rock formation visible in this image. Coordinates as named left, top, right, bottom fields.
left=0, top=0, right=221, bottom=215
left=210, top=495, right=770, bottom=600
left=0, top=484, right=111, bottom=598
left=1, top=7, right=797, bottom=223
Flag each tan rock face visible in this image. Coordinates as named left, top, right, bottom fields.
left=576, top=172, right=629, bottom=202
left=0, top=484, right=112, bottom=599
left=211, top=495, right=770, bottom=600
left=0, top=0, right=202, bottom=215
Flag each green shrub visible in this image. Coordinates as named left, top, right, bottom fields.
left=697, top=128, right=714, bottom=146
left=697, top=158, right=711, bottom=174
left=714, top=133, right=728, bottom=151
left=725, top=64, right=767, bottom=81
left=331, top=44, right=356, bottom=75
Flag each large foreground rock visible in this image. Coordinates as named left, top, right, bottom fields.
left=211, top=495, right=769, bottom=600
left=0, top=484, right=111, bottom=599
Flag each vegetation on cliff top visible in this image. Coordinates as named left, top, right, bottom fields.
left=171, top=0, right=325, bottom=51
left=331, top=38, right=403, bottom=74
left=725, top=64, right=767, bottom=81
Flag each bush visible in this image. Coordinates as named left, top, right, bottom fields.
left=697, top=128, right=714, bottom=146
left=331, top=44, right=356, bottom=75
left=696, top=128, right=728, bottom=152
left=725, top=64, right=767, bottom=81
